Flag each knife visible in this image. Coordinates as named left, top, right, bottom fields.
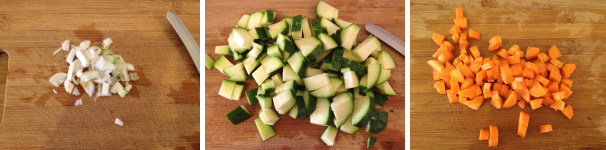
left=167, top=11, right=200, bottom=73
left=365, top=24, right=405, bottom=56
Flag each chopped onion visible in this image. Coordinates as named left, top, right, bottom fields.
left=82, top=80, right=95, bottom=97
left=79, top=40, right=91, bottom=50
left=103, top=38, right=113, bottom=49
left=75, top=69, right=83, bottom=78
left=49, top=72, right=67, bottom=87
left=75, top=99, right=83, bottom=106
left=62, top=40, right=70, bottom=51
left=126, top=63, right=135, bottom=71
left=64, top=81, right=75, bottom=93
left=111, top=82, right=124, bottom=94
left=101, top=82, right=110, bottom=96
left=76, top=50, right=90, bottom=67
left=53, top=48, right=63, bottom=56
left=118, top=89, right=128, bottom=98
left=66, top=48, right=77, bottom=64
left=114, top=118, right=123, bottom=126
left=124, top=83, right=132, bottom=91
left=95, top=57, right=106, bottom=70
left=73, top=79, right=80, bottom=85
left=72, top=88, right=80, bottom=96
left=53, top=89, right=57, bottom=94
left=80, top=71, right=100, bottom=82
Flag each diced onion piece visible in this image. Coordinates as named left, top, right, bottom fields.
left=82, top=80, right=95, bottom=97
left=72, top=88, right=80, bottom=96
left=125, top=83, right=132, bottom=91
left=66, top=48, right=77, bottom=64
left=80, top=40, right=91, bottom=50
left=93, top=72, right=110, bottom=83
left=80, top=71, right=100, bottom=82
left=53, top=89, right=57, bottom=94
left=75, top=69, right=83, bottom=78
left=121, top=66, right=130, bottom=81
left=129, top=73, right=140, bottom=81
left=62, top=40, right=70, bottom=51
left=114, top=118, right=123, bottom=126
left=103, top=61, right=115, bottom=71
left=118, top=89, right=128, bottom=98
left=102, top=82, right=110, bottom=96
left=75, top=99, right=83, bottom=106
left=53, top=48, right=62, bottom=56
left=111, top=82, right=124, bottom=94
left=64, top=81, right=75, bottom=93
left=49, top=72, right=67, bottom=87
left=95, top=57, right=106, bottom=70
left=76, top=50, right=90, bottom=67
left=73, top=79, right=80, bottom=85
left=126, top=63, right=135, bottom=71
left=103, top=38, right=113, bottom=49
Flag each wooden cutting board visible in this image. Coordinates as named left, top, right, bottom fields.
left=0, top=1, right=200, bottom=149
left=411, top=0, right=606, bottom=149
left=205, top=0, right=404, bottom=149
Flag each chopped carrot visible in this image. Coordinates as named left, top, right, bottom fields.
left=499, top=64, right=514, bottom=84
left=518, top=100, right=526, bottom=109
left=438, top=62, right=455, bottom=80
left=488, top=36, right=502, bottom=51
left=548, top=45, right=561, bottom=59
left=470, top=62, right=483, bottom=73
left=510, top=64, right=523, bottom=77
left=537, top=52, right=550, bottom=63
left=516, top=88, right=531, bottom=102
left=525, top=47, right=540, bottom=60
left=459, top=96, right=468, bottom=104
left=547, top=82, right=559, bottom=93
left=550, top=59, right=564, bottom=69
left=433, top=69, right=440, bottom=81
left=444, top=78, right=452, bottom=89
left=459, top=40, right=469, bottom=50
left=460, top=32, right=467, bottom=41
left=434, top=81, right=446, bottom=94
left=481, top=61, right=494, bottom=71
left=513, top=49, right=525, bottom=57
left=522, top=68, right=534, bottom=79
left=454, top=17, right=468, bottom=29
left=552, top=91, right=566, bottom=101
left=457, top=64, right=476, bottom=79
left=449, top=25, right=462, bottom=35
left=542, top=96, right=555, bottom=106
left=486, top=70, right=495, bottom=82
left=549, top=100, right=565, bottom=111
left=469, top=29, right=480, bottom=40
left=540, top=124, right=553, bottom=133
left=451, top=79, right=461, bottom=95
left=491, top=93, right=503, bottom=109
left=447, top=89, right=458, bottom=103
left=483, top=83, right=492, bottom=99
left=476, top=70, right=487, bottom=84
left=561, top=64, right=576, bottom=78
left=428, top=60, right=445, bottom=72
left=508, top=54, right=521, bottom=65
left=450, top=68, right=466, bottom=83
left=475, top=84, right=482, bottom=96
left=529, top=84, right=547, bottom=97
left=561, top=78, right=573, bottom=88
left=502, top=91, right=517, bottom=108
left=469, top=46, right=481, bottom=59
left=452, top=33, right=460, bottom=45
left=499, top=85, right=509, bottom=97
left=518, top=112, right=530, bottom=138
left=525, top=63, right=539, bottom=74
left=456, top=7, right=464, bottom=19
left=508, top=45, right=520, bottom=54
left=432, top=33, right=445, bottom=45
left=432, top=49, right=441, bottom=58
left=479, top=128, right=489, bottom=140
left=563, top=105, right=573, bottom=119
left=465, top=96, right=484, bottom=110
left=489, top=125, right=498, bottom=147
left=535, top=75, right=550, bottom=87
left=496, top=49, right=511, bottom=59
left=548, top=71, right=562, bottom=84
left=530, top=98, right=543, bottom=110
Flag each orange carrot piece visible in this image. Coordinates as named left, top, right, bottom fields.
left=428, top=60, right=445, bottom=72
left=469, top=29, right=480, bottom=40
left=530, top=98, right=543, bottom=110
left=479, top=128, right=489, bottom=140
left=548, top=71, right=562, bottom=84
left=548, top=45, right=562, bottom=59
left=516, top=88, right=531, bottom=102
left=460, top=32, right=467, bottom=41
left=458, top=96, right=468, bottom=104
left=507, top=45, right=520, bottom=55
left=456, top=7, right=464, bottom=19
left=513, top=49, right=525, bottom=58
left=496, top=49, right=511, bottom=59
left=500, top=64, right=514, bottom=84
left=438, top=62, right=455, bottom=80
left=481, top=61, right=494, bottom=71
left=432, top=33, right=445, bottom=45
left=561, top=78, right=573, bottom=88
left=563, top=105, right=573, bottom=119
left=535, top=75, right=550, bottom=87
left=550, top=58, right=564, bottom=69
left=503, top=90, right=517, bottom=108
left=491, top=93, right=503, bottom=109
left=518, top=112, right=530, bottom=138
left=452, top=33, right=460, bottom=45
left=465, top=96, right=484, bottom=110
left=542, top=97, right=554, bottom=106
left=476, top=70, right=487, bottom=84
left=537, top=52, right=550, bottom=63
left=510, top=64, right=523, bottom=77
left=525, top=63, right=539, bottom=74
left=540, top=124, right=553, bottom=133
left=454, top=17, right=468, bottom=29
left=525, top=47, right=540, bottom=60
left=469, top=46, right=481, bottom=59
left=451, top=79, right=461, bottom=96
left=518, top=100, right=526, bottom=109
left=461, top=78, right=475, bottom=90
left=499, top=85, right=509, bottom=97
left=483, top=83, right=492, bottom=99
left=549, top=100, right=565, bottom=111
left=561, top=64, right=576, bottom=78
left=432, top=49, right=441, bottom=58
left=508, top=55, right=521, bottom=65
left=459, top=40, right=469, bottom=49
left=433, top=69, right=440, bottom=81
left=450, top=68, right=466, bottom=83
left=488, top=36, right=502, bottom=51
left=489, top=125, right=498, bottom=147
left=529, top=83, right=547, bottom=97
left=434, top=81, right=447, bottom=94
left=547, top=82, right=559, bottom=93
left=552, top=91, right=566, bottom=101
left=511, top=81, right=527, bottom=90
left=449, top=25, right=462, bottom=35
left=486, top=70, right=495, bottom=82
left=475, top=85, right=482, bottom=96
left=444, top=78, right=452, bottom=89
left=447, top=89, right=458, bottom=104
left=522, top=68, right=534, bottom=79
left=457, top=64, right=476, bottom=79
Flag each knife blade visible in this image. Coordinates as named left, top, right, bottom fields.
left=167, top=11, right=200, bottom=73
left=365, top=24, right=405, bottom=56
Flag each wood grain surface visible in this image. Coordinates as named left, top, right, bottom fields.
left=411, top=0, right=606, bottom=149
left=0, top=0, right=200, bottom=149
left=205, top=0, right=404, bottom=149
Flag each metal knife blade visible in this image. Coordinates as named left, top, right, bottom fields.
left=167, top=11, right=200, bottom=73
left=365, top=24, right=405, bottom=56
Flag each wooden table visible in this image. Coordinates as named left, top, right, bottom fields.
left=0, top=1, right=200, bottom=149
left=205, top=0, right=405, bottom=149
left=411, top=0, right=606, bottom=149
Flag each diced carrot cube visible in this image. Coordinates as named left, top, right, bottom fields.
left=552, top=91, right=566, bottom=101
left=488, top=36, right=502, bottom=51
left=537, top=52, right=550, bottom=63
left=522, top=68, right=534, bottom=79
left=455, top=17, right=468, bottom=29
left=563, top=105, right=573, bottom=119
left=491, top=93, right=503, bottom=109
left=518, top=100, right=526, bottom=109
left=561, top=64, right=576, bottom=78
left=549, top=100, right=565, bottom=111
left=530, top=98, right=543, bottom=110
left=510, top=64, right=523, bottom=77
left=550, top=59, right=564, bottom=69
left=489, top=125, right=498, bottom=147
left=479, top=128, right=489, bottom=140
left=451, top=78, right=461, bottom=94
left=460, top=32, right=467, bottom=41
left=540, top=124, right=553, bottom=133
left=548, top=45, right=561, bottom=59
left=525, top=47, right=540, bottom=60
left=547, top=82, right=559, bottom=93
left=449, top=25, right=462, bottom=35
left=459, top=96, right=468, bottom=104
left=508, top=45, right=520, bottom=54
left=428, top=60, right=445, bottom=72
left=549, top=71, right=562, bottom=84
left=502, top=91, right=517, bottom=108
left=459, top=40, right=469, bottom=49
left=452, top=33, right=460, bottom=45
left=469, top=29, right=480, bottom=40
left=461, top=78, right=475, bottom=90
left=561, top=78, right=573, bottom=88
left=434, top=81, right=446, bottom=94
left=529, top=83, right=547, bottom=97
left=486, top=70, right=495, bottom=82
left=499, top=64, right=514, bottom=84
left=465, top=96, right=484, bottom=110
left=432, top=33, right=445, bottom=45
left=447, top=89, right=458, bottom=104
left=456, top=7, right=464, bottom=19
left=450, top=68, right=466, bottom=83
left=496, top=49, right=511, bottom=59
left=542, top=97, right=554, bottom=106
left=457, top=64, right=476, bottom=79
left=508, top=54, right=521, bottom=64
left=518, top=112, right=530, bottom=138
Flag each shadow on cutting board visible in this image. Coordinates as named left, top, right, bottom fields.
left=0, top=52, right=8, bottom=125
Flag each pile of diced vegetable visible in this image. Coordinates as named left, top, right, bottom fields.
left=205, top=1, right=397, bottom=148
left=428, top=7, right=576, bottom=147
